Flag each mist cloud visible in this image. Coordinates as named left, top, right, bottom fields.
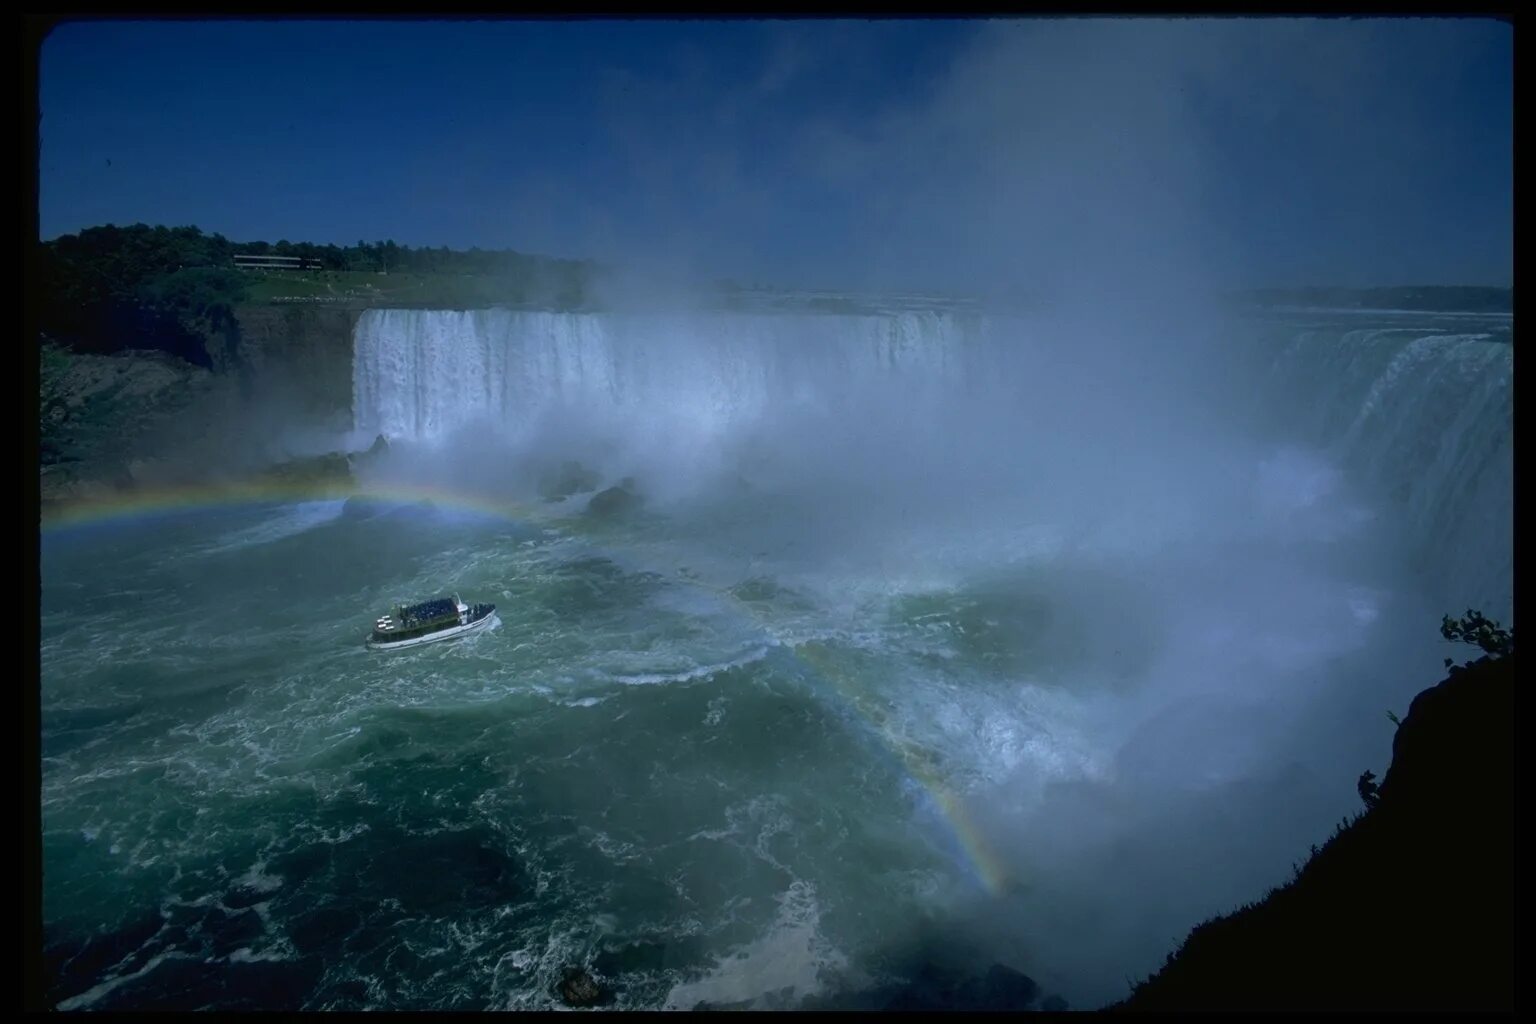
left=504, top=18, right=1510, bottom=296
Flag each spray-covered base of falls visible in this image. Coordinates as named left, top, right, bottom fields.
left=351, top=306, right=1511, bottom=622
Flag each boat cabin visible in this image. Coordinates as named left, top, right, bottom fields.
left=372, top=594, right=468, bottom=642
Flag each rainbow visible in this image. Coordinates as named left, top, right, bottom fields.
left=789, top=640, right=1020, bottom=895
left=40, top=479, right=530, bottom=533
left=40, top=477, right=1020, bottom=895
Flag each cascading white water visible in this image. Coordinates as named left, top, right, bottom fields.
left=352, top=307, right=1512, bottom=620
left=1262, top=319, right=1513, bottom=621
left=352, top=308, right=978, bottom=446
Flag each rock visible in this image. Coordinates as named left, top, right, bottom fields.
left=262, top=451, right=353, bottom=488
left=538, top=459, right=602, bottom=502
left=126, top=457, right=182, bottom=489
left=882, top=960, right=1044, bottom=1011
left=558, top=966, right=605, bottom=1007
left=347, top=434, right=391, bottom=475
left=230, top=306, right=357, bottom=423
left=42, top=461, right=140, bottom=506
left=342, top=496, right=433, bottom=520
left=341, top=496, right=381, bottom=519
left=796, top=954, right=1051, bottom=1012
left=41, top=347, right=215, bottom=473
left=586, top=477, right=644, bottom=518
left=975, top=963, right=1040, bottom=1009
left=106, top=461, right=137, bottom=493
left=1116, top=653, right=1515, bottom=1011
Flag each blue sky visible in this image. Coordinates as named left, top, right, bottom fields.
left=39, top=18, right=1511, bottom=291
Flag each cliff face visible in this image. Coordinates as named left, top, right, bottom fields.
left=229, top=305, right=360, bottom=430
left=39, top=347, right=232, bottom=504
left=1116, top=653, right=1515, bottom=1011
left=40, top=305, right=363, bottom=507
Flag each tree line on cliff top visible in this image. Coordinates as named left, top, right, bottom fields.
left=37, top=224, right=1512, bottom=368
left=35, top=223, right=599, bottom=363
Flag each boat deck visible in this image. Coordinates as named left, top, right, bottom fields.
left=368, top=595, right=493, bottom=648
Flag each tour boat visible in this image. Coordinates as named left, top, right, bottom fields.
left=366, top=593, right=496, bottom=651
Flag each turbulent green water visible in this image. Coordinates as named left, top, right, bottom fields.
left=42, top=497, right=1084, bottom=1010
left=40, top=307, right=1512, bottom=1011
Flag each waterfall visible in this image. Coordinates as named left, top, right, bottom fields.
left=352, top=306, right=1512, bottom=621
left=352, top=308, right=977, bottom=445
left=1264, top=320, right=1513, bottom=620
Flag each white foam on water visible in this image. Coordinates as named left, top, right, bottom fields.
left=662, top=880, right=847, bottom=1010
left=195, top=500, right=348, bottom=556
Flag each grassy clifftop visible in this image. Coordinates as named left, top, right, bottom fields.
left=239, top=268, right=587, bottom=309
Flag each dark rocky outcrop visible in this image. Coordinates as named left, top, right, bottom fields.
left=1116, top=653, right=1515, bottom=1011
left=557, top=966, right=608, bottom=1007
left=346, top=434, right=391, bottom=477
left=537, top=459, right=601, bottom=502
left=259, top=451, right=354, bottom=488
left=794, top=956, right=1060, bottom=1013
left=340, top=495, right=435, bottom=521
left=340, top=495, right=382, bottom=520
left=882, top=962, right=1043, bottom=1012
left=586, top=477, right=644, bottom=519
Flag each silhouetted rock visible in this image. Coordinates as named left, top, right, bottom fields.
left=1116, top=654, right=1515, bottom=1011
left=342, top=496, right=434, bottom=523
left=587, top=478, right=644, bottom=518
left=40, top=459, right=143, bottom=505
left=538, top=459, right=601, bottom=502
left=106, top=460, right=137, bottom=492
left=558, top=966, right=606, bottom=1007
left=341, top=495, right=380, bottom=519
left=795, top=957, right=1049, bottom=1012
left=262, top=451, right=353, bottom=488
left=347, top=433, right=391, bottom=474
left=976, top=963, right=1042, bottom=1009
left=882, top=961, right=1042, bottom=1011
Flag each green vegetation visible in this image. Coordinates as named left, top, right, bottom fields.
left=238, top=268, right=582, bottom=308
left=1370, top=610, right=1513, bottom=737
left=38, top=224, right=251, bottom=365
left=1440, top=609, right=1514, bottom=665
left=36, top=223, right=601, bottom=363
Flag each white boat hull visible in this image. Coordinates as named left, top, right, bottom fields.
left=366, top=611, right=497, bottom=651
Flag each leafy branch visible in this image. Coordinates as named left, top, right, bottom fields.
left=1440, top=609, right=1514, bottom=668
